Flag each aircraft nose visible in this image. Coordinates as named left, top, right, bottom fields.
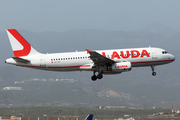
left=170, top=54, right=175, bottom=61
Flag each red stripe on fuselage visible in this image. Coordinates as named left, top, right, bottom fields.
left=16, top=59, right=174, bottom=69
left=131, top=59, right=174, bottom=64
left=16, top=64, right=91, bottom=69
left=17, top=64, right=46, bottom=68
left=48, top=64, right=91, bottom=68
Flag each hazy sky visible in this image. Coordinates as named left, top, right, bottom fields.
left=0, top=0, right=180, bottom=32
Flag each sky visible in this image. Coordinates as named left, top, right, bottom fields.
left=0, top=0, right=180, bottom=32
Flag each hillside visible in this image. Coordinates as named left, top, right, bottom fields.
left=0, top=63, right=179, bottom=108
left=0, top=23, right=179, bottom=108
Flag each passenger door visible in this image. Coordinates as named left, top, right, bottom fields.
left=40, top=55, right=46, bottom=66
left=151, top=49, right=157, bottom=59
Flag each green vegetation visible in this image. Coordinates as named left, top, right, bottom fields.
left=0, top=106, right=171, bottom=120
left=0, top=68, right=180, bottom=108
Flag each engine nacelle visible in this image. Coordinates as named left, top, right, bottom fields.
left=111, top=62, right=132, bottom=72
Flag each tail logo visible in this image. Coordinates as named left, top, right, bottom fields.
left=7, top=29, right=31, bottom=57
left=85, top=114, right=93, bottom=120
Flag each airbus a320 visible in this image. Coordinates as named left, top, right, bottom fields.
left=5, top=29, right=175, bottom=81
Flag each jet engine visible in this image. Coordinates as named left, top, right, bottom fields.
left=110, top=62, right=132, bottom=72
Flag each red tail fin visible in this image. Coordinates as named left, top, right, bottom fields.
left=6, top=29, right=40, bottom=57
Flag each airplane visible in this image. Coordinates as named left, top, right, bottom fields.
left=84, top=114, right=93, bottom=120
left=5, top=29, right=175, bottom=81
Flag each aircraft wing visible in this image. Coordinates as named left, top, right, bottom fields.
left=86, top=49, right=115, bottom=66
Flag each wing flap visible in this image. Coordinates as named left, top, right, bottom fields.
left=86, top=49, right=115, bottom=66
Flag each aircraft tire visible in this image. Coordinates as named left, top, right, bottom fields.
left=152, top=72, right=156, bottom=76
left=91, top=75, right=97, bottom=81
left=97, top=74, right=103, bottom=79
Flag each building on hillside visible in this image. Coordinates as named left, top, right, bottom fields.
left=10, top=116, right=21, bottom=120
left=3, top=87, right=22, bottom=91
left=105, top=106, right=127, bottom=109
left=0, top=116, right=10, bottom=120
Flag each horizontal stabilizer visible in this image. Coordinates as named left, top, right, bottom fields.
left=12, top=57, right=30, bottom=64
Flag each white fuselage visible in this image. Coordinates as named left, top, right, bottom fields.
left=6, top=47, right=175, bottom=74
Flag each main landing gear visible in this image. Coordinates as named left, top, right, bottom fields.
left=151, top=66, right=156, bottom=76
left=91, top=71, right=103, bottom=81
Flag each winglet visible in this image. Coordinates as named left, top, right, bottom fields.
left=85, top=49, right=91, bottom=54
left=84, top=114, right=93, bottom=120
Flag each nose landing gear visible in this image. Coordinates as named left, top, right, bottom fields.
left=151, top=66, right=156, bottom=76
left=152, top=71, right=156, bottom=76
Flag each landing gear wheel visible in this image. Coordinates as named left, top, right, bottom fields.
left=151, top=66, right=156, bottom=76
left=91, top=75, right=97, bottom=81
left=97, top=74, right=103, bottom=79
left=152, top=72, right=156, bottom=76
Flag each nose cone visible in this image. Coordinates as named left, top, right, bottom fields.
left=170, top=54, right=175, bottom=61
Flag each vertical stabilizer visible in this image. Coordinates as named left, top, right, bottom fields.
left=6, top=29, right=40, bottom=57
left=84, top=114, right=93, bottom=120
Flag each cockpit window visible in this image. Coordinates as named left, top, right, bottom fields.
left=162, top=51, right=168, bottom=54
